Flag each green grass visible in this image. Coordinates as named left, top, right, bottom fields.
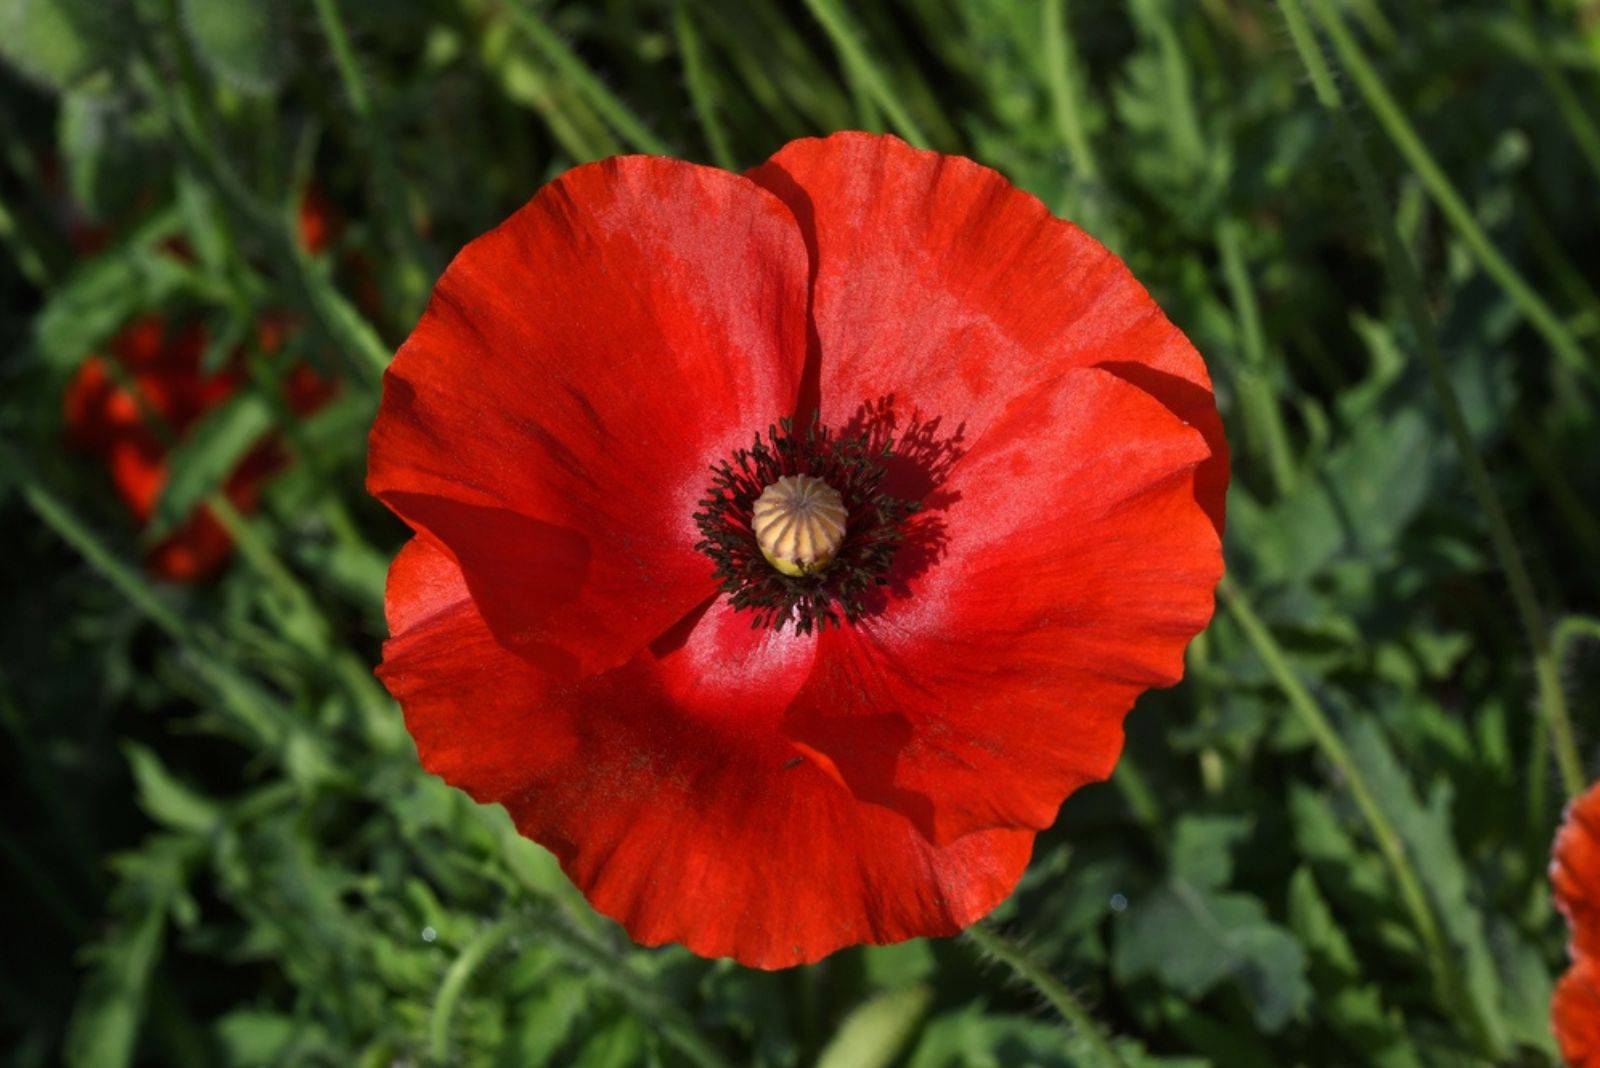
left=3, top=0, right=1599, bottom=1064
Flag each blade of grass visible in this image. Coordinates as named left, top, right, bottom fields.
left=801, top=0, right=930, bottom=147
left=1042, top=0, right=1099, bottom=182
left=674, top=0, right=736, bottom=169
left=501, top=0, right=670, bottom=155
left=1218, top=577, right=1502, bottom=1057
left=1282, top=0, right=1586, bottom=807
left=1304, top=0, right=1594, bottom=384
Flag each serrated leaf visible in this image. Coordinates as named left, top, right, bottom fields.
left=1345, top=719, right=1510, bottom=1052
left=148, top=391, right=275, bottom=541
left=817, top=984, right=933, bottom=1068
left=1288, top=866, right=1423, bottom=1067
left=179, top=0, right=293, bottom=94
left=1115, top=881, right=1310, bottom=1032
left=1287, top=865, right=1358, bottom=976
left=1171, top=814, right=1250, bottom=890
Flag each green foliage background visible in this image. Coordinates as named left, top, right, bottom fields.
left=2, top=0, right=1599, bottom=1064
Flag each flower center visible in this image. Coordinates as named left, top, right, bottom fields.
left=752, top=474, right=847, bottom=576
left=693, top=418, right=920, bottom=633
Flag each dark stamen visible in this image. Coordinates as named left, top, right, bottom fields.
left=693, top=417, right=920, bottom=633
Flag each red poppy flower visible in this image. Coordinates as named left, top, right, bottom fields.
left=64, top=315, right=335, bottom=582
left=1554, top=781, right=1600, bottom=1064
left=370, top=132, right=1227, bottom=967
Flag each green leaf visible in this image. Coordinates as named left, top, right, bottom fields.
left=63, top=881, right=171, bottom=1068
left=147, top=391, right=275, bottom=541
left=179, top=0, right=294, bottom=94
left=817, top=984, right=933, bottom=1068
left=1288, top=867, right=1422, bottom=1068
left=0, top=0, right=119, bottom=90
left=1115, top=816, right=1310, bottom=1032
left=1345, top=718, right=1509, bottom=1053
left=571, top=1015, right=646, bottom=1068
left=32, top=213, right=194, bottom=373
left=1171, top=814, right=1251, bottom=889
left=124, top=742, right=222, bottom=834
left=1115, top=881, right=1310, bottom=1032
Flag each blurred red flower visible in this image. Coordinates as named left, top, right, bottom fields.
left=63, top=190, right=339, bottom=582
left=369, top=133, right=1227, bottom=967
left=1554, top=781, right=1600, bottom=1065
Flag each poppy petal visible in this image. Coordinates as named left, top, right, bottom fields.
left=783, top=367, right=1221, bottom=845
left=379, top=536, right=1034, bottom=967
left=747, top=131, right=1227, bottom=534
left=1556, top=957, right=1600, bottom=1067
left=370, top=156, right=812, bottom=678
left=1556, top=781, right=1600, bottom=962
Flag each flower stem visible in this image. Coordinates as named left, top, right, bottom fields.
left=802, top=0, right=930, bottom=148
left=1302, top=0, right=1593, bottom=384
left=963, top=921, right=1128, bottom=1068
left=428, top=918, right=519, bottom=1064
left=1280, top=0, right=1586, bottom=803
left=13, top=454, right=191, bottom=643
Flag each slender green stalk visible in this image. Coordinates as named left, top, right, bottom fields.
left=15, top=456, right=191, bottom=642
left=1042, top=0, right=1099, bottom=182
left=674, top=0, right=737, bottom=170
left=309, top=0, right=372, bottom=116
left=1554, top=615, right=1600, bottom=667
left=802, top=0, right=930, bottom=147
left=1305, top=0, right=1593, bottom=382
left=1216, top=217, right=1296, bottom=497
left=310, top=0, right=435, bottom=301
left=429, top=919, right=519, bottom=1064
left=1219, top=578, right=1498, bottom=1055
left=1282, top=0, right=1585, bottom=803
left=1512, top=0, right=1600, bottom=185
left=502, top=0, right=670, bottom=155
left=964, top=921, right=1129, bottom=1068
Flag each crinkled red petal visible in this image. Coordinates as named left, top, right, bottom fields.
left=370, top=156, right=811, bottom=679
left=783, top=367, right=1220, bottom=844
left=1557, top=957, right=1600, bottom=1067
left=379, top=537, right=1034, bottom=967
left=747, top=131, right=1227, bottom=535
left=1556, top=781, right=1600, bottom=963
